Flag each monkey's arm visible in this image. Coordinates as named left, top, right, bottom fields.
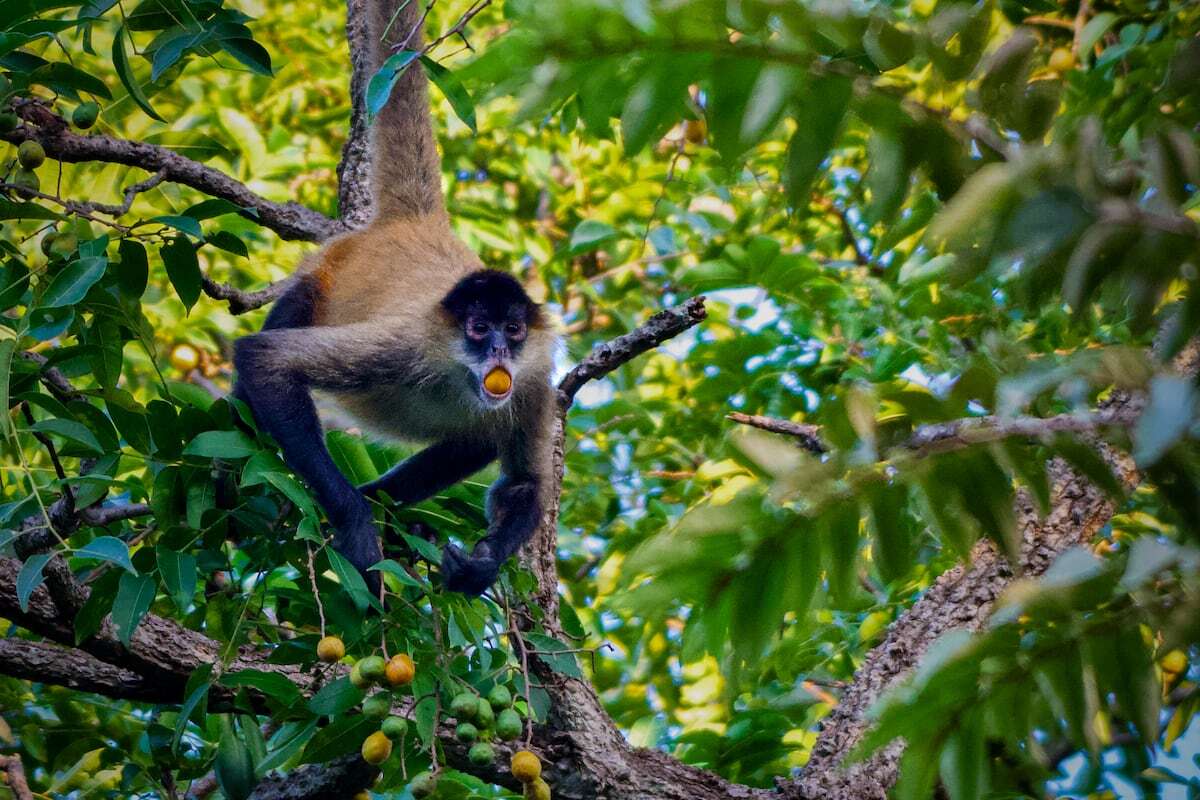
left=361, top=439, right=497, bottom=504
left=234, top=298, right=395, bottom=591
left=442, top=393, right=554, bottom=596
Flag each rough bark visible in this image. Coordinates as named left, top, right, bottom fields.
left=337, top=0, right=379, bottom=228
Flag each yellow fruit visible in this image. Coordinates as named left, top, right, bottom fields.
left=354, top=793, right=370, bottom=800
left=361, top=730, right=392, bottom=765
left=511, top=750, right=541, bottom=783
left=484, top=368, right=512, bottom=396
left=1048, top=47, right=1075, bottom=73
left=1161, top=649, right=1187, bottom=674
left=386, top=654, right=415, bottom=686
left=316, top=635, right=345, bottom=663
left=169, top=344, right=200, bottom=371
left=524, top=777, right=551, bottom=800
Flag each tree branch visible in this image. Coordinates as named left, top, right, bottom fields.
left=727, top=412, right=827, bottom=454
left=3, top=106, right=340, bottom=243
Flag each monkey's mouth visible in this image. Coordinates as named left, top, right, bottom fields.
left=482, top=367, right=513, bottom=401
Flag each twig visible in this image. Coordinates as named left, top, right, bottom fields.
left=201, top=275, right=293, bottom=315
left=306, top=545, right=326, bottom=636
left=726, top=412, right=827, bottom=455
left=20, top=351, right=80, bottom=401
left=814, top=196, right=872, bottom=270
left=1, top=182, right=133, bottom=233
left=557, top=297, right=707, bottom=407
left=0, top=754, right=34, bottom=800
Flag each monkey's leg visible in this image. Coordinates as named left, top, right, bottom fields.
left=361, top=439, right=497, bottom=504
left=234, top=320, right=398, bottom=593
left=442, top=473, right=542, bottom=596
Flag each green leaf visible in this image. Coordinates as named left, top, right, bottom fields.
left=402, top=533, right=442, bottom=564
left=300, top=714, right=374, bottom=763
left=524, top=633, right=583, bottom=679
left=40, top=256, right=106, bottom=308
left=112, top=24, right=165, bottom=121
left=172, top=664, right=212, bottom=753
left=152, top=214, right=204, bottom=240
left=783, top=75, right=852, bottom=206
left=0, top=200, right=62, bottom=221
left=16, top=553, right=51, bottom=612
left=30, top=61, right=113, bottom=100
left=370, top=558, right=428, bottom=589
left=116, top=239, right=149, bottom=298
left=31, top=418, right=103, bottom=454
left=1079, top=12, right=1118, bottom=56
left=869, top=482, right=912, bottom=584
left=366, top=50, right=419, bottom=118
left=567, top=220, right=617, bottom=255
left=183, top=430, right=257, bottom=459
left=217, top=36, right=273, bottom=76
left=221, top=669, right=303, bottom=706
left=1133, top=375, right=1196, bottom=467
left=157, top=545, right=196, bottom=611
left=420, top=56, right=475, bottom=132
left=325, top=431, right=378, bottom=485
left=75, top=536, right=135, bottom=573
left=111, top=572, right=156, bottom=645
left=0, top=338, right=14, bottom=437
left=327, top=548, right=373, bottom=612
left=306, top=676, right=364, bottom=717
left=161, top=236, right=201, bottom=311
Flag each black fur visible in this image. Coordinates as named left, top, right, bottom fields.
left=233, top=273, right=542, bottom=599
left=441, top=269, right=539, bottom=326
left=234, top=279, right=383, bottom=593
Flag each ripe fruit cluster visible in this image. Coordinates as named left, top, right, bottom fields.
left=447, top=683, right=525, bottom=770
left=315, top=639, right=415, bottom=768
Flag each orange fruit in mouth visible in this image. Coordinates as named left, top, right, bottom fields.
left=484, top=368, right=512, bottom=396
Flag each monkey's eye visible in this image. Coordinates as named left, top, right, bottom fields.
left=467, top=320, right=490, bottom=339
left=505, top=322, right=526, bottom=341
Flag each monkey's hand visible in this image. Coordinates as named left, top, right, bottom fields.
left=441, top=542, right=499, bottom=597
left=332, top=519, right=383, bottom=597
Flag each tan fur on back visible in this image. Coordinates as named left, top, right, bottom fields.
left=304, top=213, right=482, bottom=328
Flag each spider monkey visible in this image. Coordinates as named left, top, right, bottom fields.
left=232, top=0, right=556, bottom=597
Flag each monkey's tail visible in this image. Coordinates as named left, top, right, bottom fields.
left=361, top=0, right=446, bottom=221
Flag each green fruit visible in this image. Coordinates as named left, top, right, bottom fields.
left=349, top=661, right=370, bottom=690
left=40, top=232, right=57, bottom=256
left=468, top=741, right=495, bottom=766
left=450, top=692, right=478, bottom=720
left=409, top=771, right=438, bottom=798
left=455, top=721, right=478, bottom=743
left=496, top=708, right=522, bottom=741
left=17, top=140, right=45, bottom=169
left=363, top=692, right=392, bottom=719
left=358, top=655, right=387, bottom=682
left=0, top=112, right=17, bottom=133
left=72, top=101, right=99, bottom=129
left=381, top=715, right=409, bottom=739
left=487, top=685, right=513, bottom=709
left=11, top=167, right=38, bottom=193
left=475, top=697, right=494, bottom=728
left=0, top=74, right=10, bottom=96
left=49, top=232, right=77, bottom=259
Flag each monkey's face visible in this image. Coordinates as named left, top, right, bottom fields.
left=441, top=269, right=541, bottom=409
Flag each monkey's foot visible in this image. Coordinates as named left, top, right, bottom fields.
left=441, top=544, right=499, bottom=597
